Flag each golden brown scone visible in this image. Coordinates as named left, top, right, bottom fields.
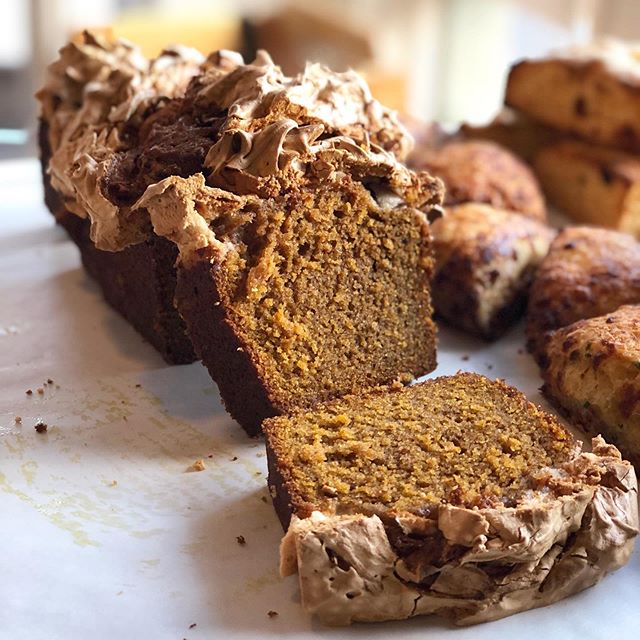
left=413, top=140, right=547, bottom=220
left=459, top=109, right=559, bottom=162
left=432, top=203, right=555, bottom=340
left=534, top=139, right=640, bottom=237
left=526, top=226, right=640, bottom=364
left=542, top=304, right=640, bottom=468
left=506, top=40, right=640, bottom=151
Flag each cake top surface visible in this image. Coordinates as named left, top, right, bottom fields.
left=39, top=32, right=439, bottom=253
left=265, top=372, right=581, bottom=517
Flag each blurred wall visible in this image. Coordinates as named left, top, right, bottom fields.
left=2, top=0, right=640, bottom=158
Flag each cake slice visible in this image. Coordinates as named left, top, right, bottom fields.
left=533, top=139, right=640, bottom=237
left=411, top=140, right=547, bottom=220
left=526, top=226, right=640, bottom=365
left=51, top=44, right=442, bottom=435
left=542, top=304, right=640, bottom=468
left=505, top=39, right=640, bottom=151
left=264, top=373, right=638, bottom=626
left=432, top=203, right=554, bottom=340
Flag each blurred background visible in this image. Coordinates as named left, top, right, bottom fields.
left=1, top=0, right=639, bottom=159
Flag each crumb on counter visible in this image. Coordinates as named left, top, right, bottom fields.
left=37, top=388, right=44, bottom=395
left=236, top=535, right=246, bottom=546
left=14, top=416, right=22, bottom=424
left=186, top=459, right=206, bottom=472
left=461, top=355, right=470, bottom=361
left=267, top=610, right=279, bottom=618
left=189, top=623, right=197, bottom=629
left=47, top=378, right=53, bottom=384
left=260, top=496, right=268, bottom=503
left=231, top=456, right=238, bottom=462
left=26, top=389, right=33, bottom=395
left=34, top=421, right=48, bottom=433
left=109, top=480, right=118, bottom=487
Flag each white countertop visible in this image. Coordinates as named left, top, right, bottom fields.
left=1, top=159, right=638, bottom=640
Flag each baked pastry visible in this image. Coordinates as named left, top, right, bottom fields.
left=432, top=203, right=554, bottom=340
left=37, top=31, right=205, bottom=363
left=506, top=39, right=640, bottom=151
left=45, top=38, right=443, bottom=435
left=534, top=139, right=640, bottom=237
left=264, top=372, right=638, bottom=626
left=459, top=109, right=558, bottom=163
left=411, top=140, right=546, bottom=220
left=542, top=304, right=640, bottom=468
left=526, top=226, right=640, bottom=365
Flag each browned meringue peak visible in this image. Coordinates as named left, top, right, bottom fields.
left=193, top=49, right=412, bottom=163
left=38, top=30, right=204, bottom=152
left=40, top=31, right=207, bottom=250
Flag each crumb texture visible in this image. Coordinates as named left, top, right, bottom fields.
left=265, top=373, right=577, bottom=516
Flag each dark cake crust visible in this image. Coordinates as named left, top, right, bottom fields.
left=39, top=120, right=196, bottom=365
left=174, top=259, right=278, bottom=435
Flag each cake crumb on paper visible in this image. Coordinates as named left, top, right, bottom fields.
left=34, top=421, right=48, bottom=433
left=189, top=623, right=197, bottom=629
left=236, top=535, right=246, bottom=546
left=37, top=388, right=44, bottom=395
left=186, top=459, right=206, bottom=472
left=26, top=389, right=33, bottom=395
left=267, top=610, right=279, bottom=618
left=14, top=416, right=22, bottom=424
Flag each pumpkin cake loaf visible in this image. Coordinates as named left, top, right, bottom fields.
left=48, top=40, right=443, bottom=435
left=37, top=31, right=206, bottom=363
left=526, top=226, right=640, bottom=365
left=264, top=372, right=638, bottom=626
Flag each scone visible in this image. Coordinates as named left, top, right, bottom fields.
left=264, top=373, right=638, bottom=626
left=526, top=226, right=640, bottom=365
left=542, top=304, right=640, bottom=468
left=506, top=39, right=640, bottom=151
left=459, top=108, right=559, bottom=162
left=534, top=139, right=640, bottom=237
left=432, top=203, right=554, bottom=340
left=412, top=140, right=547, bottom=220
left=49, top=42, right=444, bottom=435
